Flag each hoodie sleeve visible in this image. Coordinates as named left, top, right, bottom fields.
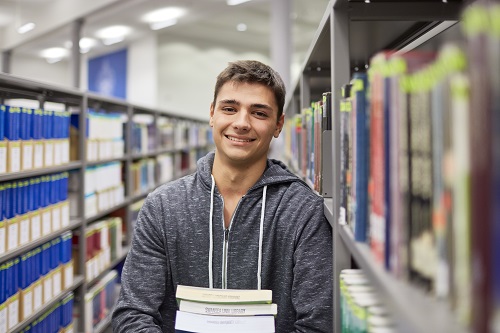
left=112, top=191, right=175, bottom=333
left=291, top=195, right=333, bottom=333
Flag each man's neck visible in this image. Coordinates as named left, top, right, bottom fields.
left=212, top=154, right=267, bottom=198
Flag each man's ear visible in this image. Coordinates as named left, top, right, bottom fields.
left=274, top=114, right=285, bottom=138
left=209, top=103, right=215, bottom=127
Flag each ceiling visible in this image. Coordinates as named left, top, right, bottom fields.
left=0, top=0, right=330, bottom=63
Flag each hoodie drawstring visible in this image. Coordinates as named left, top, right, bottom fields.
left=208, top=175, right=267, bottom=290
left=209, top=175, right=215, bottom=289
left=257, top=185, right=267, bottom=290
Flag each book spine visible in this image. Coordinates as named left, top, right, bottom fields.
left=368, top=53, right=387, bottom=264
left=489, top=5, right=500, bottom=332
left=462, top=5, right=493, bottom=332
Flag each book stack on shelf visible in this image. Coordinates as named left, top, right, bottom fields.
left=70, top=110, right=125, bottom=162
left=283, top=92, right=332, bottom=196
left=174, top=285, right=277, bottom=333
left=0, top=232, right=73, bottom=332
left=71, top=217, right=123, bottom=283
left=68, top=162, right=125, bottom=218
left=79, top=270, right=119, bottom=333
left=0, top=102, right=71, bottom=175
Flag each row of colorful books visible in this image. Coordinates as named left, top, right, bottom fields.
left=334, top=2, right=500, bottom=331
left=283, top=92, right=332, bottom=195
left=71, top=217, right=123, bottom=283
left=130, top=158, right=156, bottom=196
left=174, top=285, right=277, bottom=332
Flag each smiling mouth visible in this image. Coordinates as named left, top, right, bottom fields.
left=225, top=135, right=255, bottom=143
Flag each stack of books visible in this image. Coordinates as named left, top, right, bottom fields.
left=174, top=285, right=277, bottom=333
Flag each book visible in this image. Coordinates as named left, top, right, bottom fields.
left=178, top=299, right=277, bottom=317
left=350, top=73, right=369, bottom=243
left=174, top=310, right=275, bottom=333
left=175, top=285, right=272, bottom=304
left=463, top=4, right=493, bottom=332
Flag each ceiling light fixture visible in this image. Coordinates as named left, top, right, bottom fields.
left=150, top=18, right=178, bottom=30
left=96, top=25, right=131, bottom=46
left=142, top=7, right=186, bottom=30
left=237, top=23, right=247, bottom=32
left=40, top=47, right=68, bottom=64
left=17, top=22, right=35, bottom=34
left=227, top=0, right=252, bottom=5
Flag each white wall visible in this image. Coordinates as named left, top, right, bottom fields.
left=11, top=53, right=71, bottom=87
left=127, top=35, right=157, bottom=109
left=157, top=35, right=270, bottom=121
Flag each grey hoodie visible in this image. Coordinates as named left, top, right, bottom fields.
left=112, top=151, right=333, bottom=332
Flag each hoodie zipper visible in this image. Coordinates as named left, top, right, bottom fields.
left=221, top=197, right=243, bottom=289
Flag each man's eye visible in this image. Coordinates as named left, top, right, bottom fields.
left=222, top=107, right=236, bottom=112
left=254, top=111, right=268, bottom=118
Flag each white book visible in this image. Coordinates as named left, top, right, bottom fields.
left=178, top=299, right=277, bottom=316
left=174, top=311, right=275, bottom=333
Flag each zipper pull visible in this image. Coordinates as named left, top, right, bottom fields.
left=224, top=228, right=229, bottom=240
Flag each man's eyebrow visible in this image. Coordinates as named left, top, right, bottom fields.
left=251, top=103, right=273, bottom=111
left=218, top=99, right=239, bottom=105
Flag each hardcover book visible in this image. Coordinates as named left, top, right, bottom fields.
left=175, top=285, right=272, bottom=305
left=174, top=310, right=275, bottom=333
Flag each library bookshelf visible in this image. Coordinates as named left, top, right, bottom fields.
left=0, top=72, right=213, bottom=333
left=281, top=0, right=497, bottom=332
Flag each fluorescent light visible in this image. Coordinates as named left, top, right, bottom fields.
left=237, top=23, right=247, bottom=32
left=79, top=37, right=97, bottom=53
left=102, top=36, right=125, bottom=46
left=227, top=0, right=251, bottom=5
left=17, top=22, right=35, bottom=34
left=142, top=7, right=185, bottom=30
left=96, top=25, right=131, bottom=39
left=40, top=47, right=68, bottom=63
left=150, top=18, right=178, bottom=30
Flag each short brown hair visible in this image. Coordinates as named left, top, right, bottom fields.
left=213, top=60, right=286, bottom=120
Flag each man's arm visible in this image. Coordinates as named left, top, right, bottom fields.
left=112, top=192, right=174, bottom=332
left=292, top=196, right=334, bottom=333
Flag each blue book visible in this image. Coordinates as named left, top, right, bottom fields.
left=0, top=104, right=6, bottom=140
left=33, top=247, right=41, bottom=285
left=4, top=183, right=12, bottom=219
left=61, top=293, right=74, bottom=327
left=0, top=262, right=6, bottom=305
left=383, top=75, right=392, bottom=270
left=20, top=253, right=29, bottom=290
left=0, top=184, right=4, bottom=220
left=20, top=107, right=32, bottom=140
left=61, top=232, right=72, bottom=264
left=28, top=178, right=36, bottom=213
left=50, top=237, right=61, bottom=270
left=351, top=72, right=370, bottom=242
left=32, top=108, right=43, bottom=140
left=41, top=242, right=51, bottom=277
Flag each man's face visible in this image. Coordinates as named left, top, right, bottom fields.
left=210, top=81, right=284, bottom=168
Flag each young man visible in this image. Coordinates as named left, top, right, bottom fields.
left=112, top=60, right=333, bottom=332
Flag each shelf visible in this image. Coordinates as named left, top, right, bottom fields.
left=10, top=275, right=85, bottom=333
left=85, top=201, right=129, bottom=224
left=338, top=224, right=469, bottom=333
left=0, top=218, right=82, bottom=264
left=86, top=156, right=127, bottom=167
left=94, top=313, right=112, bottom=333
left=0, top=161, right=82, bottom=182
